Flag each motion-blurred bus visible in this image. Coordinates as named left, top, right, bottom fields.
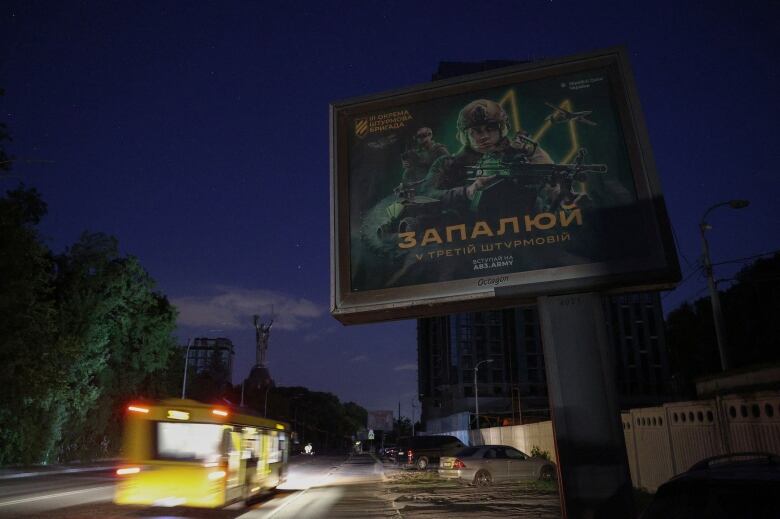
left=114, top=398, right=289, bottom=508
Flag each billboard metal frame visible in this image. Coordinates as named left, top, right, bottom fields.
left=330, top=47, right=679, bottom=325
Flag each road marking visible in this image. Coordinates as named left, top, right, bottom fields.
left=241, top=460, right=345, bottom=518
left=263, top=488, right=310, bottom=519
left=0, top=466, right=115, bottom=480
left=0, top=485, right=114, bottom=507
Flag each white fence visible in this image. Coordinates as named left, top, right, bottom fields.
left=434, top=420, right=556, bottom=463
left=434, top=390, right=780, bottom=492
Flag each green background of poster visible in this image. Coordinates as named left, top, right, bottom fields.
left=346, top=68, right=650, bottom=292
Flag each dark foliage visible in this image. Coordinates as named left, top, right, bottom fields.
left=666, top=253, right=780, bottom=393
left=240, top=385, right=368, bottom=453
left=0, top=186, right=180, bottom=465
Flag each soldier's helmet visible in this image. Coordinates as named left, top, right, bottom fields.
left=457, top=100, right=509, bottom=130
left=456, top=99, right=510, bottom=144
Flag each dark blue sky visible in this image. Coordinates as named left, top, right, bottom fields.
left=2, top=1, right=778, bottom=416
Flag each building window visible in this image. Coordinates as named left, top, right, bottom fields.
left=650, top=337, right=660, bottom=363
left=637, top=321, right=647, bottom=353
left=647, top=313, right=657, bottom=337
left=524, top=324, right=535, bottom=339
left=626, top=338, right=635, bottom=365
left=621, top=306, right=632, bottom=336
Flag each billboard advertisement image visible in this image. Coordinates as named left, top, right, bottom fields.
left=367, top=410, right=395, bottom=432
left=331, top=49, right=679, bottom=324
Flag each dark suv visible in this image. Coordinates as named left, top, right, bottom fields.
left=396, top=435, right=466, bottom=470
left=640, top=452, right=780, bottom=519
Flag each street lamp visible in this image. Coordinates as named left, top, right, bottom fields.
left=473, top=359, right=494, bottom=430
left=699, top=199, right=749, bottom=371
left=181, top=338, right=192, bottom=399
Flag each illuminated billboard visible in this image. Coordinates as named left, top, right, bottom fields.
left=367, top=410, right=395, bottom=432
left=331, top=48, right=679, bottom=324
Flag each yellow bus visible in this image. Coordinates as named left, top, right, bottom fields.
left=114, top=398, right=289, bottom=508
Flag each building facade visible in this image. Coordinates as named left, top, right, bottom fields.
left=418, top=293, right=672, bottom=429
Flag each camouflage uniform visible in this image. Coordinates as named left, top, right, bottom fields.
left=401, top=134, right=449, bottom=184
left=425, top=99, right=552, bottom=220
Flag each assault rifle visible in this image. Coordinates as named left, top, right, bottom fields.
left=464, top=148, right=607, bottom=188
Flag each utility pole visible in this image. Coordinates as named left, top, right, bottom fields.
left=181, top=338, right=192, bottom=399
left=699, top=199, right=750, bottom=371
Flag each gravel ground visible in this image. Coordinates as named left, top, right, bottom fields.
left=382, top=466, right=562, bottom=518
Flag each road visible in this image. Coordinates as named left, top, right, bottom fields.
left=0, top=454, right=399, bottom=518
left=0, top=455, right=560, bottom=517
left=243, top=454, right=397, bottom=518
left=0, top=467, right=116, bottom=518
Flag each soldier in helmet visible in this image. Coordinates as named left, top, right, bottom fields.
left=401, top=127, right=449, bottom=184
left=425, top=99, right=552, bottom=220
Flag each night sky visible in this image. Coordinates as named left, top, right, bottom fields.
left=2, top=1, right=778, bottom=417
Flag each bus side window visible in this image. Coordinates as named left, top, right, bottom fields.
left=278, top=432, right=287, bottom=454
left=242, top=432, right=260, bottom=460
left=221, top=427, right=233, bottom=456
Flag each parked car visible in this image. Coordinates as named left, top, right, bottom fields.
left=439, top=445, right=556, bottom=486
left=379, top=445, right=397, bottom=460
left=396, top=435, right=466, bottom=470
left=639, top=452, right=780, bottom=519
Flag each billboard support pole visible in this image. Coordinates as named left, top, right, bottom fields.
left=538, top=293, right=634, bottom=518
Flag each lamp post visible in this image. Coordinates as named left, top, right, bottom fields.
left=181, top=338, right=192, bottom=399
left=473, top=359, right=494, bottom=430
left=699, top=199, right=749, bottom=371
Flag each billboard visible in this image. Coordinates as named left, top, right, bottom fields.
left=331, top=48, right=679, bottom=324
left=367, top=410, right=395, bottom=432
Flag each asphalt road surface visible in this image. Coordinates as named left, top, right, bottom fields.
left=0, top=467, right=117, bottom=518
left=0, top=455, right=561, bottom=518
left=0, top=454, right=398, bottom=518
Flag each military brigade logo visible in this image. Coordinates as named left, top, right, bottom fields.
left=354, top=117, right=369, bottom=138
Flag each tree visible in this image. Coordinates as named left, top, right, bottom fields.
left=0, top=104, right=180, bottom=464
left=721, top=253, right=780, bottom=366
left=54, top=233, right=179, bottom=460
left=666, top=253, right=780, bottom=394
left=343, top=401, right=368, bottom=433
left=0, top=186, right=62, bottom=464
left=255, top=386, right=368, bottom=452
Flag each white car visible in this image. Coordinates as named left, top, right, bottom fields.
left=439, top=445, right=556, bottom=486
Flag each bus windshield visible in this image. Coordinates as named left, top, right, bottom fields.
left=156, top=422, right=223, bottom=461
